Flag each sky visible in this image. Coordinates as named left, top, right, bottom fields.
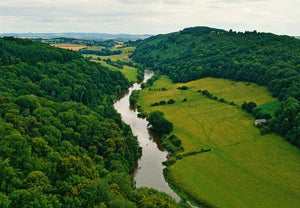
left=0, top=0, right=299, bottom=36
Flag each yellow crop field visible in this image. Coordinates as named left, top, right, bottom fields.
left=137, top=76, right=300, bottom=208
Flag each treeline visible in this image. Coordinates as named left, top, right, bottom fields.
left=0, top=37, right=190, bottom=208
left=132, top=26, right=300, bottom=147
left=78, top=48, right=122, bottom=56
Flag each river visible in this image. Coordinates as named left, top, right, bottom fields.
left=113, top=70, right=181, bottom=201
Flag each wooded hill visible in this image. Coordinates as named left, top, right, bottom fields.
left=132, top=26, right=300, bottom=147
left=0, top=37, right=189, bottom=208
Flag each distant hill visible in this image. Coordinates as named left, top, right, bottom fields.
left=0, top=32, right=152, bottom=41
left=132, top=26, right=300, bottom=147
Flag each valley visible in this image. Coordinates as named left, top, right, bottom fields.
left=1, top=26, right=299, bottom=208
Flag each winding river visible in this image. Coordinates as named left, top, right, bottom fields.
left=113, top=70, right=180, bottom=201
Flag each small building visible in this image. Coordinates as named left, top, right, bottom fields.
left=255, top=119, right=267, bottom=126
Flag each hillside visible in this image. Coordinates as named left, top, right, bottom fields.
left=0, top=37, right=189, bottom=208
left=132, top=26, right=300, bottom=147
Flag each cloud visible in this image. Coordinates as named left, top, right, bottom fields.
left=0, top=0, right=299, bottom=35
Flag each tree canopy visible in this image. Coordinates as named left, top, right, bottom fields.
left=0, top=37, right=189, bottom=208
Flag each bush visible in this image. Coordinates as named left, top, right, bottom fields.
left=162, top=158, right=176, bottom=166
left=159, top=100, right=166, bottom=105
left=167, top=99, right=175, bottom=104
left=151, top=102, right=159, bottom=106
left=169, top=135, right=181, bottom=147
left=177, top=86, right=188, bottom=90
left=137, top=112, right=147, bottom=118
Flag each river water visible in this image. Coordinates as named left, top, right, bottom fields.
left=113, top=70, right=180, bottom=201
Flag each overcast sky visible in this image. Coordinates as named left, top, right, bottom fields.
left=0, top=0, right=299, bottom=36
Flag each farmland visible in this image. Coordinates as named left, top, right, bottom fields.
left=82, top=45, right=138, bottom=82
left=83, top=46, right=135, bottom=61
left=51, top=43, right=87, bottom=51
left=51, top=40, right=139, bottom=82
left=137, top=76, right=300, bottom=207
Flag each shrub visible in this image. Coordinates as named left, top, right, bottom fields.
left=177, top=86, right=188, bottom=90
left=167, top=99, right=175, bottom=104
left=168, top=135, right=181, bottom=147
left=162, top=158, right=176, bottom=166
left=151, top=102, right=159, bottom=106
left=159, top=100, right=166, bottom=105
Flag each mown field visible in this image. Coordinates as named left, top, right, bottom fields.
left=137, top=76, right=300, bottom=208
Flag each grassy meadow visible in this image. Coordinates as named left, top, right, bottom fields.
left=137, top=76, right=300, bottom=207
left=81, top=45, right=138, bottom=82
left=90, top=59, right=137, bottom=82
left=83, top=46, right=135, bottom=61
left=119, top=65, right=138, bottom=82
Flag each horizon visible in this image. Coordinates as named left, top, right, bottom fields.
left=1, top=1, right=300, bottom=36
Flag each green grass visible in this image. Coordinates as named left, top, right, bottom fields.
left=258, top=100, right=281, bottom=116
left=119, top=66, right=138, bottom=82
left=138, top=76, right=300, bottom=208
left=88, top=57, right=138, bottom=82
left=83, top=46, right=135, bottom=62
left=83, top=46, right=137, bottom=82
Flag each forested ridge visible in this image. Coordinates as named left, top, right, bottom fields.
left=132, top=26, right=300, bottom=147
left=0, top=37, right=189, bottom=208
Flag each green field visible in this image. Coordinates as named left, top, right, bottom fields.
left=90, top=59, right=137, bottom=82
left=83, top=46, right=135, bottom=61
left=85, top=45, right=106, bottom=50
left=83, top=46, right=138, bottom=82
left=119, top=65, right=138, bottom=82
left=138, top=76, right=300, bottom=207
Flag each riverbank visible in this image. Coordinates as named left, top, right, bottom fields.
left=113, top=70, right=181, bottom=202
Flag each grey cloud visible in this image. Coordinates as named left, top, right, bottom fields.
left=0, top=0, right=299, bottom=35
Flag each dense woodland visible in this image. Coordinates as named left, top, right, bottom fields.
left=132, top=27, right=300, bottom=147
left=0, top=37, right=190, bottom=208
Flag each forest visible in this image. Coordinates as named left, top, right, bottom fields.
left=0, top=37, right=190, bottom=208
left=131, top=26, right=300, bottom=147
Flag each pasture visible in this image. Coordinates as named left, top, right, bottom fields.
left=90, top=59, right=137, bottom=82
left=137, top=76, right=300, bottom=207
left=83, top=46, right=135, bottom=61
left=119, top=66, right=138, bottom=82
left=82, top=45, right=138, bottom=82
